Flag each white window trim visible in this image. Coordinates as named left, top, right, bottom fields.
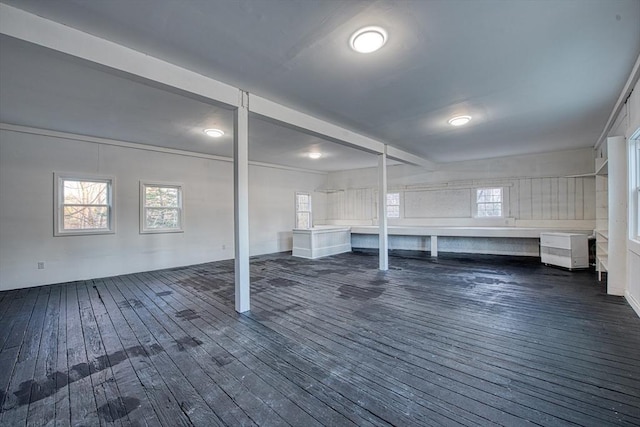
left=54, top=172, right=115, bottom=236
left=386, top=192, right=401, bottom=218
left=295, top=192, right=312, bottom=229
left=473, top=187, right=507, bottom=218
left=140, top=181, right=184, bottom=234
left=629, top=134, right=640, bottom=244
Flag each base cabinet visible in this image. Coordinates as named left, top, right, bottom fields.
left=540, top=232, right=589, bottom=270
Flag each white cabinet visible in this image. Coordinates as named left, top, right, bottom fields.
left=292, top=226, right=352, bottom=259
left=540, top=232, right=589, bottom=270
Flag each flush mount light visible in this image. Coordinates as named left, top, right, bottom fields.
left=350, top=26, right=387, bottom=53
left=204, top=128, right=224, bottom=138
left=448, top=115, right=472, bottom=126
left=308, top=152, right=322, bottom=159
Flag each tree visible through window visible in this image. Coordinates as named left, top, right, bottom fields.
left=387, top=192, right=400, bottom=218
left=476, top=188, right=503, bottom=217
left=55, top=174, right=114, bottom=235
left=141, top=183, right=183, bottom=233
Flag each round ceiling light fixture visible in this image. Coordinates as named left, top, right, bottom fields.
left=350, top=26, right=387, bottom=53
left=204, top=128, right=225, bottom=138
left=308, top=152, right=322, bottom=159
left=448, top=115, right=472, bottom=127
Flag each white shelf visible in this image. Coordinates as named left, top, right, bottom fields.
left=595, top=156, right=609, bottom=281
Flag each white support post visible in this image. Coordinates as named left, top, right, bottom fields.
left=378, top=148, right=389, bottom=271
left=607, top=136, right=628, bottom=296
left=430, top=235, right=438, bottom=257
left=234, top=91, right=250, bottom=313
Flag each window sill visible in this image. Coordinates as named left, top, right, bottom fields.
left=54, top=229, right=115, bottom=237
left=140, top=229, right=184, bottom=235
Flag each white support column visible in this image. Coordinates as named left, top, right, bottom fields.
left=378, top=148, right=389, bottom=271
left=234, top=91, right=250, bottom=313
left=430, top=235, right=438, bottom=257
left=607, top=136, right=628, bottom=296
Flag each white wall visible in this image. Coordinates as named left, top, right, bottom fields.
left=323, top=148, right=595, bottom=229
left=0, top=128, right=327, bottom=290
left=605, top=74, right=640, bottom=317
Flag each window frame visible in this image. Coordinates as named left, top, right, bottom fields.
left=54, top=173, right=115, bottom=236
left=140, top=181, right=184, bottom=234
left=630, top=138, right=640, bottom=241
left=295, top=192, right=312, bottom=229
left=473, top=187, right=505, bottom=218
left=386, top=192, right=401, bottom=218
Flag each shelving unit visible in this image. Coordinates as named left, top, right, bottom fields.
left=595, top=157, right=609, bottom=280
left=594, top=136, right=627, bottom=295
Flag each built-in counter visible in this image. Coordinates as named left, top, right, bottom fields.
left=348, top=226, right=593, bottom=257
left=292, top=226, right=352, bottom=259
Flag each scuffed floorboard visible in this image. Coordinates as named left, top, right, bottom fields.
left=1, top=250, right=639, bottom=426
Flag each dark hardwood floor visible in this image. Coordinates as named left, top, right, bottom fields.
left=1, top=250, right=639, bottom=426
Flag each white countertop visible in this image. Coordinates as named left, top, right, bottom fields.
left=349, top=225, right=592, bottom=238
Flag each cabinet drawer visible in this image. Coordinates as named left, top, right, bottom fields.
left=540, top=234, right=572, bottom=249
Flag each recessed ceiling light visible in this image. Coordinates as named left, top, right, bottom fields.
left=308, top=152, right=322, bottom=159
left=350, top=26, right=387, bottom=53
left=448, top=115, right=472, bottom=126
left=204, top=128, right=224, bottom=138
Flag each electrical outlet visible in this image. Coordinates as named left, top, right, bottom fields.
left=37, top=262, right=45, bottom=270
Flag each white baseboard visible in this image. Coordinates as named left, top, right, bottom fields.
left=625, top=290, right=640, bottom=318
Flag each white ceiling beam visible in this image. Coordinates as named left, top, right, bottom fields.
left=386, top=145, right=437, bottom=169
left=0, top=3, right=239, bottom=108
left=250, top=95, right=385, bottom=154
left=250, top=95, right=436, bottom=168
left=1, top=3, right=436, bottom=169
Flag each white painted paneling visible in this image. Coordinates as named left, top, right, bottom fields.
left=519, top=179, right=532, bottom=220
left=322, top=148, right=596, bottom=231
left=558, top=178, right=568, bottom=220
left=575, top=178, right=584, bottom=220
left=567, top=177, right=576, bottom=220
left=0, top=128, right=327, bottom=290
left=404, top=189, right=471, bottom=218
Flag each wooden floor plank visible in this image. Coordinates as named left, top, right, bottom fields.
left=76, top=281, right=126, bottom=427
left=1, top=251, right=639, bottom=426
left=139, top=269, right=375, bottom=427
left=238, top=263, right=640, bottom=422
left=97, top=277, right=200, bottom=427
left=86, top=280, right=162, bottom=427
left=54, top=284, right=70, bottom=426
left=65, top=283, right=99, bottom=426
left=168, top=265, right=574, bottom=426
left=26, top=285, right=61, bottom=427
left=1, top=286, right=51, bottom=425
left=153, top=268, right=477, bottom=427
left=116, top=272, right=283, bottom=427
left=107, top=275, right=226, bottom=427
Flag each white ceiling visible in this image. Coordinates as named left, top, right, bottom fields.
left=0, top=36, right=382, bottom=171
left=1, top=0, right=639, bottom=166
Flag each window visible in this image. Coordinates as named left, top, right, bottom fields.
left=387, top=192, right=400, bottom=218
left=636, top=144, right=640, bottom=239
left=476, top=188, right=503, bottom=217
left=632, top=139, right=640, bottom=239
left=55, top=174, right=114, bottom=236
left=295, top=192, right=311, bottom=229
left=140, top=182, right=183, bottom=233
